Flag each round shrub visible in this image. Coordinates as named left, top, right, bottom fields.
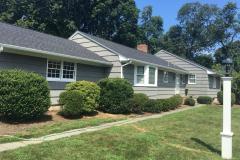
left=0, top=70, right=50, bottom=121
left=184, top=97, right=195, bottom=106
left=143, top=99, right=158, bottom=113
left=65, top=80, right=100, bottom=113
left=169, top=95, right=183, bottom=109
left=59, top=90, right=84, bottom=117
left=129, top=93, right=149, bottom=113
left=217, top=91, right=236, bottom=105
left=197, top=96, right=213, bottom=104
left=97, top=78, right=133, bottom=114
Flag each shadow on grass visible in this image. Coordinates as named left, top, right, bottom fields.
left=191, top=138, right=221, bottom=155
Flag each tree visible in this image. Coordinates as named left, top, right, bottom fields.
left=194, top=54, right=214, bottom=68
left=138, top=6, right=163, bottom=53
left=211, top=2, right=240, bottom=59
left=0, top=0, right=139, bottom=47
left=215, top=41, right=240, bottom=72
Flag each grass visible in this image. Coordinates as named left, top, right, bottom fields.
left=0, top=105, right=240, bottom=160
left=0, top=117, right=125, bottom=144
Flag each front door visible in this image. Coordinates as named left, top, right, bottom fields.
left=175, top=74, right=180, bottom=94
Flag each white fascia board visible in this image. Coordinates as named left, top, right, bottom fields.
left=0, top=43, right=112, bottom=67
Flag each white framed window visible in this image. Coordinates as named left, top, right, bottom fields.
left=213, top=77, right=217, bottom=89
left=163, top=71, right=169, bottom=83
left=134, top=65, right=157, bottom=86
left=188, top=74, right=196, bottom=84
left=47, top=60, right=76, bottom=82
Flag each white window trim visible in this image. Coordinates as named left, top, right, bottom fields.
left=163, top=71, right=169, bottom=83
left=134, top=65, right=158, bottom=87
left=188, top=74, right=196, bottom=84
left=46, top=59, right=77, bottom=82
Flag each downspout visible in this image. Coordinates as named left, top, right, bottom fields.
left=120, top=60, right=132, bottom=78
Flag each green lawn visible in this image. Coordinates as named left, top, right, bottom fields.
left=1, top=105, right=240, bottom=160
left=0, top=117, right=125, bottom=144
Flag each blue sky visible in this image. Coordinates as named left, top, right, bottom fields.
left=135, top=0, right=239, bottom=32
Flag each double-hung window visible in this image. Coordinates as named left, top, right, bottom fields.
left=134, top=65, right=157, bottom=86
left=163, top=71, right=169, bottom=83
left=188, top=74, right=196, bottom=84
left=47, top=60, right=76, bottom=82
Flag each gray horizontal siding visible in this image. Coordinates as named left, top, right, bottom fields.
left=0, top=52, right=109, bottom=104
left=156, top=52, right=221, bottom=97
left=123, top=64, right=183, bottom=99
left=70, top=33, right=121, bottom=78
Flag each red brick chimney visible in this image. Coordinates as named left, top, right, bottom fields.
left=137, top=44, right=148, bottom=53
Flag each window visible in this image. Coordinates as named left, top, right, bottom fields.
left=47, top=60, right=76, bottom=82
left=213, top=77, right=217, bottom=89
left=136, top=66, right=145, bottom=84
left=134, top=65, right=157, bottom=86
left=149, top=67, right=156, bottom=85
left=163, top=71, right=168, bottom=83
left=188, top=74, right=196, bottom=84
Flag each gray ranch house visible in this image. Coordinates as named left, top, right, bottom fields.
left=0, top=22, right=221, bottom=104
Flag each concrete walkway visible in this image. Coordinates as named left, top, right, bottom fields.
left=0, top=105, right=203, bottom=153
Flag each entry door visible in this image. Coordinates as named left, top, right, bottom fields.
left=175, top=74, right=180, bottom=94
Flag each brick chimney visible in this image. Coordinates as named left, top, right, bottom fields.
left=137, top=44, right=148, bottom=53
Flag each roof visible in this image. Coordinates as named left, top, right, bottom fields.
left=76, top=31, right=187, bottom=73
left=157, top=50, right=221, bottom=76
left=0, top=22, right=111, bottom=66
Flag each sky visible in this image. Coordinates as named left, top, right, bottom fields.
left=135, top=0, right=239, bottom=32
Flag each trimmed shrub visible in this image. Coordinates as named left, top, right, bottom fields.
left=59, top=90, right=84, bottom=117
left=184, top=97, right=195, bottom=106
left=143, top=95, right=183, bottom=113
left=97, top=78, right=134, bottom=114
left=129, top=93, right=149, bottom=113
left=65, top=81, right=100, bottom=113
left=0, top=70, right=50, bottom=121
left=197, top=96, right=213, bottom=104
left=217, top=91, right=236, bottom=105
left=143, top=99, right=158, bottom=113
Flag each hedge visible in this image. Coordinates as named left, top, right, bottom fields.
left=59, top=81, right=100, bottom=116
left=0, top=70, right=50, bottom=121
left=217, top=91, right=236, bottom=105
left=97, top=78, right=134, bottom=114
left=197, top=96, right=213, bottom=104
left=184, top=97, right=195, bottom=106
left=143, top=95, right=183, bottom=113
left=129, top=93, right=149, bottom=113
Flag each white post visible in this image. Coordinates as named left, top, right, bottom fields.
left=221, top=77, right=233, bottom=159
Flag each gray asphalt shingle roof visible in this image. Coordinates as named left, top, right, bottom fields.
left=0, top=22, right=109, bottom=64
left=79, top=32, right=186, bottom=72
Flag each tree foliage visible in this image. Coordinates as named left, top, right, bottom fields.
left=0, top=0, right=139, bottom=47
left=138, top=6, right=164, bottom=53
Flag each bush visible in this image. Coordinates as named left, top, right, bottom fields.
left=0, top=70, right=50, bottom=121
left=143, top=99, right=158, bottom=113
left=59, top=81, right=100, bottom=116
left=197, top=96, right=213, bottom=104
left=184, top=97, right=195, bottom=106
left=97, top=78, right=134, bottom=114
left=217, top=91, right=236, bottom=105
left=143, top=95, right=183, bottom=113
left=232, top=72, right=240, bottom=104
left=59, top=91, right=84, bottom=117
left=129, top=93, right=149, bottom=113
left=65, top=81, right=100, bottom=113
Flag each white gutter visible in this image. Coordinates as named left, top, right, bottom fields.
left=0, top=43, right=112, bottom=66
left=120, top=60, right=132, bottom=78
